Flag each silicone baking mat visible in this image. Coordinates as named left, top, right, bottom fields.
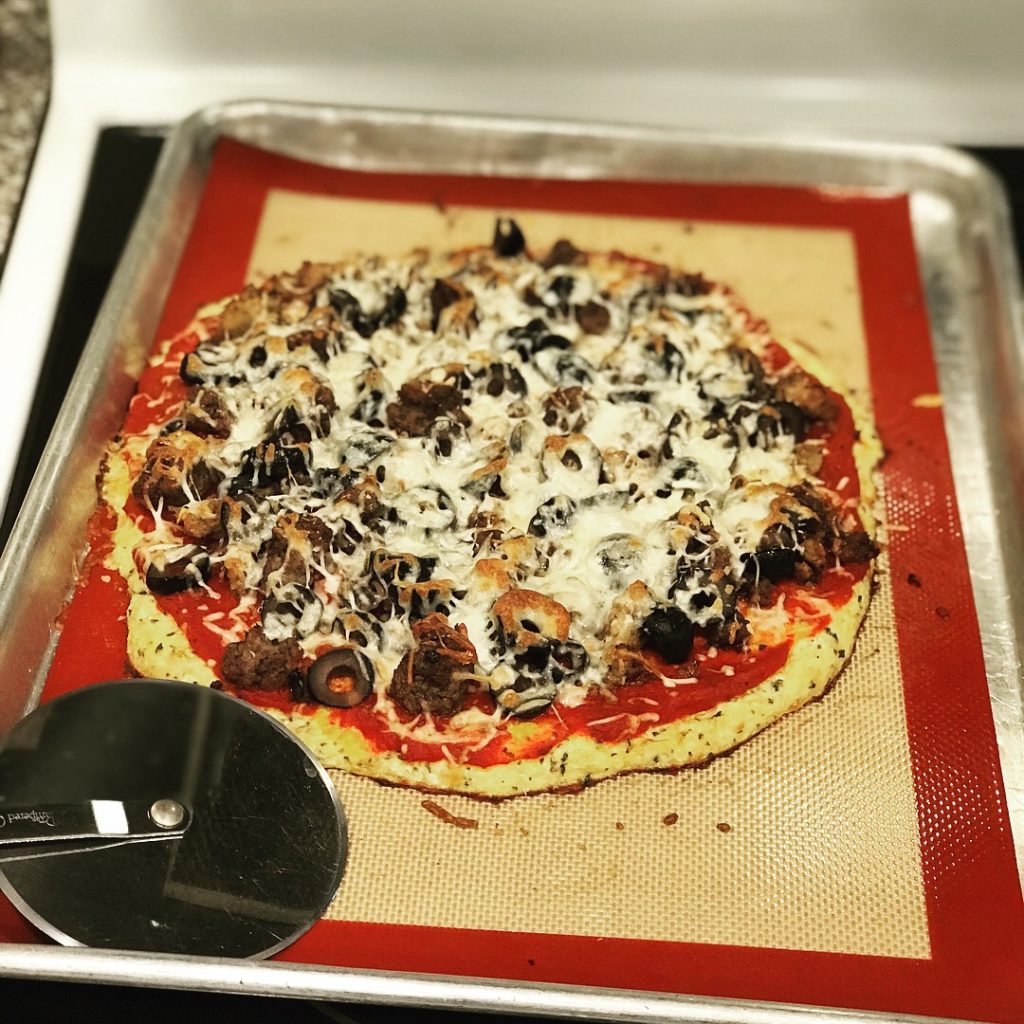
left=10, top=138, right=1024, bottom=1022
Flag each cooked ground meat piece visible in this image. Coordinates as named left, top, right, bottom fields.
left=175, top=498, right=226, bottom=544
left=574, top=301, right=611, bottom=335
left=792, top=537, right=828, bottom=583
left=709, top=611, right=750, bottom=648
left=338, top=478, right=387, bottom=532
left=132, top=431, right=223, bottom=509
left=260, top=512, right=333, bottom=588
left=286, top=329, right=331, bottom=363
left=182, top=387, right=234, bottom=438
left=542, top=238, right=585, bottom=269
left=788, top=484, right=834, bottom=538
left=605, top=645, right=660, bottom=688
left=837, top=529, right=878, bottom=564
left=708, top=545, right=732, bottom=581
left=774, top=367, right=838, bottom=424
left=388, top=613, right=478, bottom=716
left=386, top=379, right=467, bottom=437
left=260, top=544, right=305, bottom=589
left=314, top=383, right=337, bottom=423
left=389, top=647, right=468, bottom=715
left=795, top=441, right=825, bottom=474
left=298, top=512, right=333, bottom=549
left=221, top=288, right=261, bottom=339
left=222, top=625, right=301, bottom=691
left=776, top=482, right=879, bottom=581
left=674, top=272, right=711, bottom=297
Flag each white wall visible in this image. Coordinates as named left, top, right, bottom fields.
left=53, top=0, right=1024, bottom=142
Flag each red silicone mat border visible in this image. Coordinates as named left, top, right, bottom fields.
left=21, top=137, right=1024, bottom=1023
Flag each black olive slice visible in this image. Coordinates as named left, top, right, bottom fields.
left=261, top=584, right=323, bottom=640
left=638, top=607, right=694, bottom=664
left=369, top=549, right=436, bottom=586
left=491, top=637, right=590, bottom=718
left=179, top=340, right=234, bottom=385
left=528, top=494, right=577, bottom=537
left=328, top=288, right=375, bottom=338
left=550, top=640, right=589, bottom=684
left=180, top=353, right=204, bottom=385
left=545, top=275, right=576, bottom=314
left=310, top=466, right=357, bottom=501
left=608, top=389, right=653, bottom=404
left=145, top=545, right=211, bottom=595
left=775, top=401, right=808, bottom=439
left=272, top=404, right=313, bottom=445
left=594, top=534, right=644, bottom=589
left=492, top=673, right=557, bottom=719
left=744, top=546, right=798, bottom=584
left=378, top=286, right=408, bottom=328
left=308, top=648, right=375, bottom=708
left=339, top=430, right=396, bottom=470
left=287, top=667, right=308, bottom=702
left=498, top=320, right=569, bottom=363
left=230, top=441, right=310, bottom=494
left=506, top=692, right=555, bottom=719
left=390, top=486, right=457, bottom=533
left=493, top=217, right=526, bottom=257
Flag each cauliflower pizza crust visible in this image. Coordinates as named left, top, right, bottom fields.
left=99, top=220, right=880, bottom=799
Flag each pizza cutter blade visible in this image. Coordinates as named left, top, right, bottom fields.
left=0, top=679, right=347, bottom=958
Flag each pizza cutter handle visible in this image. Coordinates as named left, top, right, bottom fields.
left=0, top=799, right=190, bottom=858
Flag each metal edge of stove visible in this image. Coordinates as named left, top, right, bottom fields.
left=0, top=101, right=1022, bottom=1024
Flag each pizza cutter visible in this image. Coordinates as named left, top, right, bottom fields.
left=0, top=679, right=347, bottom=958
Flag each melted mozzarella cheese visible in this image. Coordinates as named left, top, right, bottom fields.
left=132, top=245, right=831, bottom=731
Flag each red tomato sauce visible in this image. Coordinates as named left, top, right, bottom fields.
left=154, top=577, right=257, bottom=669
left=47, top=562, right=130, bottom=696
left=121, top=328, right=198, bottom=435
left=812, top=388, right=862, bottom=500
left=777, top=562, right=868, bottom=634
left=241, top=635, right=796, bottom=768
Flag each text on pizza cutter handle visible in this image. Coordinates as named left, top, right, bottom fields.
left=0, top=798, right=190, bottom=863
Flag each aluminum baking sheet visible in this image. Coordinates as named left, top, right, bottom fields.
left=1, top=101, right=1024, bottom=1024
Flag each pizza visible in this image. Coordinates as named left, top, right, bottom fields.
left=96, top=218, right=880, bottom=799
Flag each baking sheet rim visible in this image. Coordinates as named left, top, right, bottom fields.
left=0, top=99, right=1022, bottom=1024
